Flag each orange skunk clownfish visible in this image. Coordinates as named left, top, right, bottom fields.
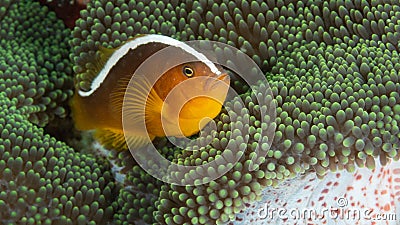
left=70, top=34, right=230, bottom=151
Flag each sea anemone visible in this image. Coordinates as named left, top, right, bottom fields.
left=0, top=1, right=117, bottom=223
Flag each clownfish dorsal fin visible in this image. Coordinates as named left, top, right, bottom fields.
left=95, top=45, right=116, bottom=75
left=125, top=34, right=147, bottom=42
left=85, top=35, right=147, bottom=91
left=82, top=44, right=117, bottom=88
left=84, top=35, right=144, bottom=93
left=98, top=45, right=115, bottom=61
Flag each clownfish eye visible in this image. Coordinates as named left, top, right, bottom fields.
left=183, top=66, right=194, bottom=77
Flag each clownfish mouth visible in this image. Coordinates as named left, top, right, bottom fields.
left=204, top=73, right=230, bottom=91
left=175, top=73, right=230, bottom=102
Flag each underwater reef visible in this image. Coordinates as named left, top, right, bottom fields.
left=1, top=0, right=399, bottom=224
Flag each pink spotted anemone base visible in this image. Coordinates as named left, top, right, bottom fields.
left=234, top=159, right=400, bottom=225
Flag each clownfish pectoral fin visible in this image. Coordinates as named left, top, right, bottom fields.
left=95, top=34, right=145, bottom=70
left=109, top=77, right=131, bottom=116
left=109, top=74, right=164, bottom=133
left=94, top=128, right=155, bottom=151
left=109, top=75, right=152, bottom=120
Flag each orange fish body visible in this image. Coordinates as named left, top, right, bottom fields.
left=71, top=34, right=230, bottom=150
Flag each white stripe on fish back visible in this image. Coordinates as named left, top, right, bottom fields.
left=79, top=34, right=222, bottom=97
